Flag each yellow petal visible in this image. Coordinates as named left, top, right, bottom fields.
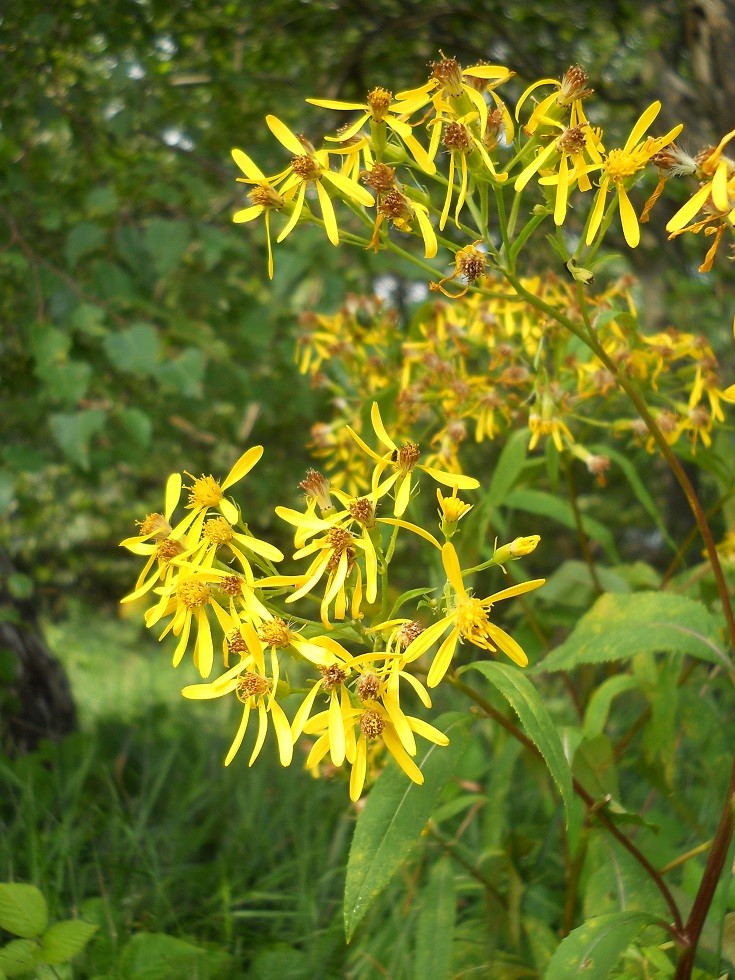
left=270, top=699, right=294, bottom=766
left=370, top=402, right=397, bottom=451
left=441, top=542, right=466, bottom=595
left=223, top=446, right=264, bottom=490
left=625, top=102, right=660, bottom=150
left=165, top=472, right=183, bottom=518
left=321, top=169, right=374, bottom=207
left=316, top=180, right=340, bottom=245
left=231, top=148, right=266, bottom=181
left=349, top=737, right=368, bottom=801
left=328, top=689, right=346, bottom=766
left=224, top=704, right=251, bottom=766
left=666, top=183, right=711, bottom=232
left=618, top=185, right=640, bottom=248
left=249, top=700, right=269, bottom=766
left=265, top=114, right=305, bottom=155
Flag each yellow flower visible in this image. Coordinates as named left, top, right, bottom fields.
left=429, top=113, right=505, bottom=229
left=395, top=54, right=514, bottom=145
left=184, top=446, right=265, bottom=525
left=306, top=87, right=436, bottom=174
left=515, top=123, right=603, bottom=226
left=265, top=115, right=374, bottom=246
left=586, top=102, right=683, bottom=247
left=404, top=542, right=544, bottom=687
left=231, top=148, right=289, bottom=278
left=515, top=64, right=594, bottom=134
left=304, top=700, right=449, bottom=801
left=182, top=513, right=283, bottom=585
left=368, top=187, right=437, bottom=259
left=146, top=569, right=240, bottom=678
left=182, top=625, right=293, bottom=767
left=345, top=402, right=479, bottom=516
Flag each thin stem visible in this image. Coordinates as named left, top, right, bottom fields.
left=452, top=676, right=684, bottom=934
left=565, top=460, right=603, bottom=595
left=674, top=761, right=735, bottom=977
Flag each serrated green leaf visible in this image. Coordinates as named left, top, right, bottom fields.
left=415, top=857, right=455, bottom=980
left=462, top=662, right=574, bottom=824
left=39, top=919, right=98, bottom=964
left=584, top=836, right=667, bottom=919
left=0, top=884, right=48, bottom=938
left=344, top=713, right=470, bottom=942
left=503, top=489, right=618, bottom=561
left=0, top=938, right=39, bottom=977
left=536, top=592, right=729, bottom=673
left=49, top=409, right=106, bottom=470
left=103, top=323, right=160, bottom=374
left=543, top=911, right=661, bottom=979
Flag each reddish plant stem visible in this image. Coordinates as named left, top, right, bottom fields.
left=674, top=760, right=735, bottom=978
left=452, top=677, right=683, bottom=934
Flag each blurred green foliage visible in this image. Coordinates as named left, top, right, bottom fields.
left=2, top=0, right=733, bottom=605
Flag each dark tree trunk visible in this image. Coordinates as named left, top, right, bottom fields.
left=0, top=551, right=77, bottom=754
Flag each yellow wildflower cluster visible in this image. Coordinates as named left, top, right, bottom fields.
left=296, top=277, right=733, bottom=484
left=231, top=59, right=733, bottom=279
left=121, top=406, right=543, bottom=800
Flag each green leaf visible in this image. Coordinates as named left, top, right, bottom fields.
left=503, top=489, right=618, bottom=561
left=0, top=471, right=14, bottom=516
left=599, top=446, right=677, bottom=553
left=153, top=348, right=204, bottom=398
left=49, top=409, right=106, bottom=470
left=119, top=933, right=231, bottom=980
left=573, top=735, right=619, bottom=799
left=36, top=359, right=92, bottom=407
left=143, top=219, right=191, bottom=277
left=488, top=429, right=528, bottom=507
left=583, top=675, right=640, bottom=740
left=536, top=592, right=729, bottom=673
left=65, top=222, right=107, bottom=268
left=39, top=919, right=98, bottom=964
left=543, top=911, right=661, bottom=979
left=387, top=587, right=436, bottom=620
left=0, top=884, right=48, bottom=938
left=103, top=323, right=161, bottom=374
left=415, top=857, right=455, bottom=980
left=118, top=408, right=153, bottom=449
left=70, top=303, right=107, bottom=338
left=583, top=836, right=667, bottom=919
left=462, top=662, right=574, bottom=824
left=0, top=938, right=39, bottom=977
left=343, top=713, right=470, bottom=942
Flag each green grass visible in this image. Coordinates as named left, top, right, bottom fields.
left=1, top=603, right=356, bottom=978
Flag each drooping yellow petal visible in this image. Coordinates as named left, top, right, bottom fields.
left=617, top=184, right=640, bottom=248
left=421, top=465, right=479, bottom=490
left=225, top=703, right=251, bottom=766
left=427, top=628, right=460, bottom=687
left=270, top=699, right=294, bottom=766
left=350, top=737, right=368, bottom=801
left=321, top=169, right=374, bottom=207
left=276, top=182, right=307, bottom=244
left=585, top=177, right=609, bottom=245
left=328, top=689, right=346, bottom=766
left=249, top=699, right=269, bottom=766
left=382, top=728, right=424, bottom=783
left=316, top=179, right=340, bottom=245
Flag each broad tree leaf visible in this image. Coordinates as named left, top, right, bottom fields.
left=0, top=883, right=48, bottom=938
left=503, top=489, right=618, bottom=560
left=462, top=662, right=574, bottom=824
left=103, top=322, right=160, bottom=374
left=39, top=919, right=98, bottom=964
left=344, top=713, right=470, bottom=942
left=49, top=409, right=107, bottom=470
left=143, top=219, right=191, bottom=277
left=536, top=592, right=729, bottom=673
left=153, top=348, right=204, bottom=398
left=414, top=856, right=455, bottom=980
left=544, top=911, right=661, bottom=979
left=64, top=221, right=107, bottom=268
